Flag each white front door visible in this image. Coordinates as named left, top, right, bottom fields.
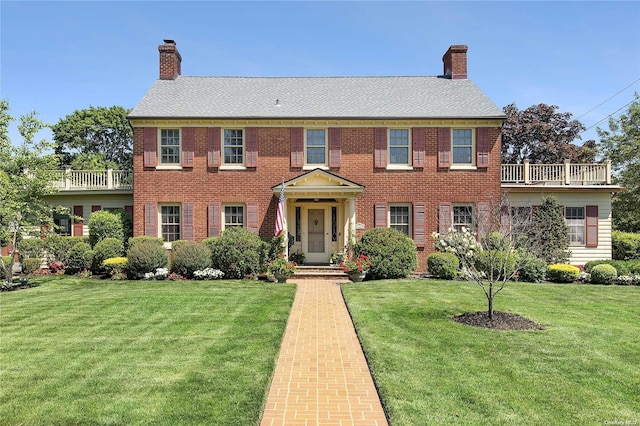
left=306, top=208, right=328, bottom=263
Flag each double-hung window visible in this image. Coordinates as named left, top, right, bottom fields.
left=223, top=129, right=244, bottom=166
left=305, top=129, right=327, bottom=166
left=161, top=205, right=181, bottom=242
left=389, top=205, right=411, bottom=237
left=160, top=129, right=181, bottom=165
left=224, top=205, right=245, bottom=229
left=453, top=205, right=474, bottom=232
left=388, top=129, right=410, bottom=166
left=53, top=212, right=71, bottom=236
left=452, top=129, right=473, bottom=165
left=565, top=207, right=585, bottom=245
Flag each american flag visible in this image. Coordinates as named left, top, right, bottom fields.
left=275, top=179, right=285, bottom=236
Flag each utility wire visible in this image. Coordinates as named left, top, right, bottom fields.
left=581, top=98, right=635, bottom=133
left=575, top=77, right=640, bottom=120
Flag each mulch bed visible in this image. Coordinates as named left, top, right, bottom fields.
left=452, top=311, right=545, bottom=330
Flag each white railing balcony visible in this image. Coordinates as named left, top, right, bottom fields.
left=53, top=168, right=133, bottom=191
left=501, top=160, right=612, bottom=186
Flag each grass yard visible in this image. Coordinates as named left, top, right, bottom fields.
left=0, top=276, right=296, bottom=425
left=342, top=280, right=640, bottom=425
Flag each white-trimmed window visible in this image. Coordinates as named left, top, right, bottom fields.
left=452, top=129, right=473, bottom=165
left=160, top=129, right=181, bottom=165
left=305, top=129, right=327, bottom=166
left=453, top=205, right=474, bottom=231
left=161, top=205, right=181, bottom=242
left=53, top=212, right=71, bottom=236
left=565, top=207, right=585, bottom=245
left=224, top=205, right=245, bottom=229
left=389, top=204, right=411, bottom=236
left=388, top=129, right=410, bottom=166
left=223, top=129, right=244, bottom=165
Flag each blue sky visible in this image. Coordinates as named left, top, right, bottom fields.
left=2, top=1, right=639, bottom=149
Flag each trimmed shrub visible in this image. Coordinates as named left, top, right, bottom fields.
left=92, top=238, right=124, bottom=274
left=590, top=264, right=618, bottom=284
left=514, top=250, right=547, bottom=283
left=547, top=264, right=580, bottom=283
left=207, top=227, right=262, bottom=279
left=66, top=242, right=94, bottom=273
left=612, top=231, right=640, bottom=260
left=127, top=242, right=169, bottom=279
left=17, top=238, right=45, bottom=261
left=474, top=250, right=516, bottom=281
left=427, top=252, right=459, bottom=280
left=355, top=228, right=417, bottom=280
left=171, top=241, right=211, bottom=278
left=103, top=257, right=128, bottom=280
left=585, top=259, right=640, bottom=276
left=260, top=234, right=286, bottom=270
left=128, top=236, right=164, bottom=249
left=22, top=258, right=43, bottom=275
left=88, top=210, right=124, bottom=247
left=44, top=234, right=88, bottom=264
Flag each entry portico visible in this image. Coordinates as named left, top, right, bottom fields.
left=272, top=169, right=364, bottom=263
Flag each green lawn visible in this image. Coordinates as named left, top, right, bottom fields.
left=342, top=280, right=640, bottom=425
left=0, top=277, right=296, bottom=425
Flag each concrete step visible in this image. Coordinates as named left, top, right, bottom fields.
left=293, top=265, right=348, bottom=279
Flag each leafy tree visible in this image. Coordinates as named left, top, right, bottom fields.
left=501, top=103, right=595, bottom=164
left=0, top=100, right=61, bottom=284
left=529, top=196, right=570, bottom=264
left=52, top=105, right=133, bottom=170
left=597, top=93, right=640, bottom=232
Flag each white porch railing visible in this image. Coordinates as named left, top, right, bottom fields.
left=501, top=160, right=612, bottom=186
left=53, top=168, right=133, bottom=191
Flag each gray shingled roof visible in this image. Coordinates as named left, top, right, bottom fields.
left=129, top=76, right=505, bottom=120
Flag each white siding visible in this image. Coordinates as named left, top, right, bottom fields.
left=504, top=191, right=613, bottom=265
left=43, top=194, right=133, bottom=237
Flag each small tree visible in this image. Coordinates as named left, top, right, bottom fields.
left=432, top=196, right=544, bottom=320
left=529, top=196, right=570, bottom=264
left=0, top=100, right=60, bottom=285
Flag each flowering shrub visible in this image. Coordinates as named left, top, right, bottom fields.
left=167, top=272, right=186, bottom=281
left=33, top=267, right=52, bottom=277
left=432, top=227, right=481, bottom=266
left=145, top=267, right=169, bottom=280
left=266, top=254, right=297, bottom=278
left=340, top=254, right=371, bottom=274
left=49, top=261, right=65, bottom=274
left=193, top=268, right=225, bottom=280
left=616, top=275, right=640, bottom=285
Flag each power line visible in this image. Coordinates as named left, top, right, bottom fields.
left=581, top=98, right=636, bottom=133
left=575, top=77, right=640, bottom=120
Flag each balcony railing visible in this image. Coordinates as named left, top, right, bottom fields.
left=501, top=160, right=612, bottom=186
left=53, top=168, right=133, bottom=191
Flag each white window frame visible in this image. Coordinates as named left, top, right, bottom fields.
left=452, top=204, right=474, bottom=232
left=565, top=206, right=585, bottom=246
left=304, top=128, right=328, bottom=169
left=223, top=204, right=245, bottom=230
left=451, top=128, right=475, bottom=169
left=158, top=128, right=181, bottom=169
left=160, top=204, right=181, bottom=243
left=387, top=128, right=412, bottom=169
left=221, top=128, right=246, bottom=169
left=389, top=204, right=412, bottom=237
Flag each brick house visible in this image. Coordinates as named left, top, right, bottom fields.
left=127, top=40, right=503, bottom=271
left=127, top=40, right=618, bottom=270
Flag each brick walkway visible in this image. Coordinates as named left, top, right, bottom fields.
left=260, top=279, right=388, bottom=426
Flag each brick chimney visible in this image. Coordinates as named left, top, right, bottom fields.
left=159, top=39, right=181, bottom=80
left=442, top=45, right=468, bottom=79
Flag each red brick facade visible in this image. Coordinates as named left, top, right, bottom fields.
left=132, top=125, right=502, bottom=271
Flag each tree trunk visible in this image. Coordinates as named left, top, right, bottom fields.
left=488, top=296, right=493, bottom=320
